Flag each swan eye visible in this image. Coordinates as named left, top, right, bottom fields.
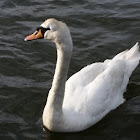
left=46, top=27, right=51, bottom=31
left=36, top=27, right=50, bottom=31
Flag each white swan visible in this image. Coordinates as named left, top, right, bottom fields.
left=25, top=18, right=140, bottom=132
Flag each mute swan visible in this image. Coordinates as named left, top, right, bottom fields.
left=25, top=18, right=140, bottom=132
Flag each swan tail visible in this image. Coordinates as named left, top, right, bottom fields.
left=113, top=42, right=140, bottom=76
left=125, top=42, right=140, bottom=76
left=125, top=42, right=140, bottom=62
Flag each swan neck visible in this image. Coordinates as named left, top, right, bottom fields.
left=43, top=41, right=73, bottom=131
left=46, top=42, right=72, bottom=110
left=52, top=45, right=72, bottom=96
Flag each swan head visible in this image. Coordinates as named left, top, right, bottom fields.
left=25, top=18, right=73, bottom=50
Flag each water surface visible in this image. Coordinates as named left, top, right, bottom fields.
left=0, top=0, right=140, bottom=139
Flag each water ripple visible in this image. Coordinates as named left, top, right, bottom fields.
left=0, top=0, right=140, bottom=139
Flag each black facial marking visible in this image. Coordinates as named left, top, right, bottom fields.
left=36, top=26, right=50, bottom=37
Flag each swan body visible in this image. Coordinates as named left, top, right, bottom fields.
left=25, top=18, right=140, bottom=132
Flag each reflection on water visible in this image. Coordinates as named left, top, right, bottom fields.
left=0, top=0, right=140, bottom=139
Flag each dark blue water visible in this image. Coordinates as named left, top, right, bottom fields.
left=0, top=0, right=140, bottom=139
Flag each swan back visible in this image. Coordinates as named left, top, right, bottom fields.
left=62, top=43, right=140, bottom=131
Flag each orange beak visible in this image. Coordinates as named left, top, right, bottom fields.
left=24, top=29, right=43, bottom=41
